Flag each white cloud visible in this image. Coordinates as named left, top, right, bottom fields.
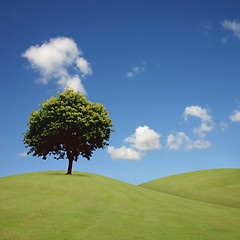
left=22, top=37, right=92, bottom=94
left=22, top=37, right=80, bottom=77
left=126, top=72, right=134, bottom=78
left=133, top=66, right=145, bottom=73
left=167, top=132, right=212, bottom=150
left=229, top=110, right=240, bottom=122
left=19, top=152, right=27, bottom=157
left=167, top=132, right=190, bottom=150
left=126, top=65, right=145, bottom=78
left=190, top=139, right=212, bottom=149
left=184, top=105, right=212, bottom=122
left=184, top=105, right=214, bottom=138
left=221, top=19, right=240, bottom=40
left=108, top=126, right=161, bottom=160
left=193, top=123, right=214, bottom=138
left=57, top=75, right=87, bottom=95
left=125, top=126, right=161, bottom=151
left=76, top=57, right=92, bottom=77
left=107, top=146, right=141, bottom=160
left=167, top=105, right=214, bottom=151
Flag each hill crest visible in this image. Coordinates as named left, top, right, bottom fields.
left=139, top=168, right=240, bottom=208
left=1, top=169, right=240, bottom=239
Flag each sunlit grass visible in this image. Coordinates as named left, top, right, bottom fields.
left=0, top=170, right=239, bottom=240
left=140, top=168, right=240, bottom=208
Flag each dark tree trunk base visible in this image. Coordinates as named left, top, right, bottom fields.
left=66, top=157, right=73, bottom=175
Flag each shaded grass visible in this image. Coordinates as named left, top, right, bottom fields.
left=0, top=170, right=240, bottom=240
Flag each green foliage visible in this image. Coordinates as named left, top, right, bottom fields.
left=23, top=89, right=114, bottom=162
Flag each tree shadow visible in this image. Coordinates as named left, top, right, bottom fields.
left=45, top=172, right=90, bottom=177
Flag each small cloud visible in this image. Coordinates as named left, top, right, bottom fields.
left=76, top=57, right=92, bottom=77
left=221, top=19, right=240, bottom=40
left=193, top=123, right=214, bottom=138
left=22, top=37, right=92, bottom=94
left=108, top=126, right=161, bottom=160
left=184, top=105, right=214, bottom=138
left=229, top=110, right=240, bottom=122
left=168, top=106, right=213, bottom=151
left=126, top=72, right=134, bottom=78
left=167, top=132, right=212, bottom=151
left=19, top=152, right=27, bottom=157
left=190, top=139, right=212, bottom=149
left=220, top=121, right=228, bottom=131
left=125, top=126, right=161, bottom=151
left=184, top=105, right=212, bottom=122
left=126, top=65, right=145, bottom=78
left=167, top=132, right=191, bottom=150
left=133, top=66, right=145, bottom=73
left=107, top=146, right=141, bottom=160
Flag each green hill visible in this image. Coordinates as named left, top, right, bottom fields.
left=140, top=168, right=240, bottom=208
left=0, top=170, right=240, bottom=240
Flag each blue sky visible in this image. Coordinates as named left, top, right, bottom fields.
left=0, top=0, right=239, bottom=184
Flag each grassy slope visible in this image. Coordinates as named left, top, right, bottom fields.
left=139, top=168, right=240, bottom=208
left=0, top=170, right=239, bottom=240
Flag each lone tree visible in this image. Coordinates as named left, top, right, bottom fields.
left=23, top=89, right=114, bottom=174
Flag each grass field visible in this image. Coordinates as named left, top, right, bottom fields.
left=0, top=169, right=240, bottom=240
left=140, top=168, right=240, bottom=208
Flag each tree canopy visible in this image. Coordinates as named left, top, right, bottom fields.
left=23, top=89, right=114, bottom=174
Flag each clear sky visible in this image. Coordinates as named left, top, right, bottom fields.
left=0, top=0, right=239, bottom=184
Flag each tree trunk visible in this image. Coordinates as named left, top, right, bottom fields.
left=66, top=158, right=73, bottom=175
